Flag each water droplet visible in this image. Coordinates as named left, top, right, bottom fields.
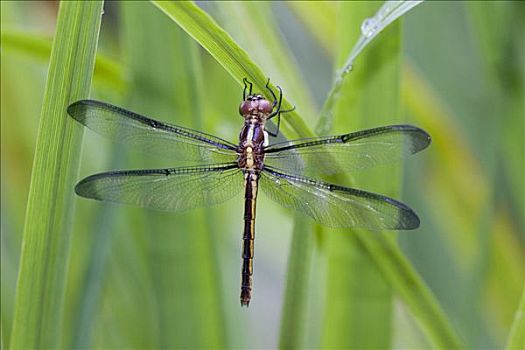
left=378, top=3, right=393, bottom=19
left=361, top=17, right=379, bottom=38
left=343, top=65, right=353, bottom=75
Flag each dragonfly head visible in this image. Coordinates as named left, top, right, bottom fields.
left=239, top=94, right=273, bottom=117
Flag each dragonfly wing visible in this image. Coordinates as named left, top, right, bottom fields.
left=68, top=100, right=238, bottom=163
left=260, top=166, right=419, bottom=230
left=263, top=125, right=430, bottom=177
left=75, top=163, right=244, bottom=212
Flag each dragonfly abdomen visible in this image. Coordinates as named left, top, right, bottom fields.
left=241, top=171, right=259, bottom=306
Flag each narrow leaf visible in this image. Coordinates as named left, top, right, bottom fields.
left=505, top=282, right=525, bottom=350
left=121, top=2, right=228, bottom=347
left=316, top=0, right=424, bottom=135
left=10, top=1, right=103, bottom=349
left=279, top=220, right=315, bottom=349
left=321, top=3, right=400, bottom=348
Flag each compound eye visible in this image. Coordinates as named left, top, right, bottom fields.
left=258, top=99, right=273, bottom=114
left=239, top=101, right=252, bottom=116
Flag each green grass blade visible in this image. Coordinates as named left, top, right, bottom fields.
left=283, top=4, right=464, bottom=347
left=506, top=282, right=525, bottom=350
left=321, top=3, right=400, bottom=348
left=9, top=1, right=103, bottom=349
left=315, top=0, right=423, bottom=136
left=68, top=205, right=119, bottom=348
left=279, top=220, right=315, bottom=349
left=361, top=234, right=465, bottom=348
left=117, top=2, right=227, bottom=347
left=402, top=61, right=524, bottom=348
left=150, top=0, right=314, bottom=139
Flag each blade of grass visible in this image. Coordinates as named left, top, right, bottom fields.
left=505, top=281, right=525, bottom=350
left=278, top=220, right=315, bottom=349
left=403, top=39, right=524, bottom=348
left=467, top=4, right=524, bottom=344
left=285, top=6, right=465, bottom=348
left=121, top=2, right=227, bottom=347
left=315, top=0, right=423, bottom=136
left=350, top=70, right=465, bottom=347
left=292, top=2, right=463, bottom=348
left=9, top=1, right=103, bottom=349
left=321, top=3, right=401, bottom=348
left=487, top=211, right=525, bottom=343
left=68, top=204, right=121, bottom=348
left=333, top=25, right=463, bottom=350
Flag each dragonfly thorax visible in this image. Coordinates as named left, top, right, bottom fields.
left=238, top=119, right=267, bottom=171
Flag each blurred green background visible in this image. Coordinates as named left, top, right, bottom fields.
left=1, top=1, right=524, bottom=349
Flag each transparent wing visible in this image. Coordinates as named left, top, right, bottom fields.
left=68, top=100, right=238, bottom=163
left=260, top=166, right=419, bottom=230
left=264, top=125, right=430, bottom=177
left=75, top=163, right=243, bottom=212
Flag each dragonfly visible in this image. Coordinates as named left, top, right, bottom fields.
left=68, top=79, right=431, bottom=306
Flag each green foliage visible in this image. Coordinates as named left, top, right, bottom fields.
left=6, top=2, right=103, bottom=349
left=321, top=2, right=401, bottom=348
left=1, top=1, right=523, bottom=349
left=506, top=282, right=525, bottom=350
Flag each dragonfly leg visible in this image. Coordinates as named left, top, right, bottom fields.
left=266, top=115, right=281, bottom=137
left=267, top=87, right=295, bottom=138
left=243, top=78, right=253, bottom=100
left=265, top=78, right=278, bottom=108
left=268, top=85, right=282, bottom=119
left=265, top=85, right=283, bottom=137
